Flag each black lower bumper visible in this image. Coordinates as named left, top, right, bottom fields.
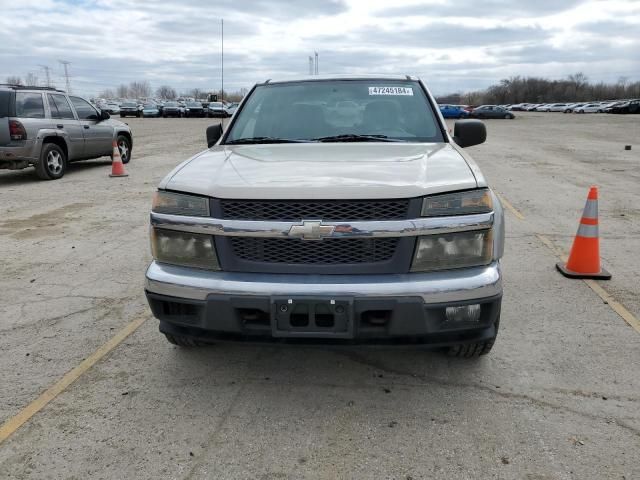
left=146, top=291, right=501, bottom=346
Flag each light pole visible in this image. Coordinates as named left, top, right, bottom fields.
left=59, top=60, right=71, bottom=93
left=221, top=18, right=224, bottom=104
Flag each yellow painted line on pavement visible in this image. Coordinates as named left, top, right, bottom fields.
left=496, top=192, right=525, bottom=220
left=537, top=233, right=640, bottom=334
left=0, top=314, right=149, bottom=445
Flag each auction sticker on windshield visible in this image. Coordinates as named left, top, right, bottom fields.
left=368, top=86, right=414, bottom=96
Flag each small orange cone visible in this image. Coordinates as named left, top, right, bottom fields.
left=109, top=140, right=128, bottom=177
left=556, top=186, right=611, bottom=279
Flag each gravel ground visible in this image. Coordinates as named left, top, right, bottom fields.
left=0, top=113, right=639, bottom=479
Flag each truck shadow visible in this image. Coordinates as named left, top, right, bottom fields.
left=163, top=342, right=492, bottom=394
left=0, top=158, right=113, bottom=187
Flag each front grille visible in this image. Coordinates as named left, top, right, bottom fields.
left=220, top=199, right=410, bottom=221
left=230, top=237, right=399, bottom=265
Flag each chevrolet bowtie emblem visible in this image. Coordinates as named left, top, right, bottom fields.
left=288, top=220, right=336, bottom=241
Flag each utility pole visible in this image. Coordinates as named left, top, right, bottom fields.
left=221, top=18, right=224, bottom=104
left=38, top=65, right=51, bottom=87
left=309, top=56, right=314, bottom=75
left=314, top=51, right=318, bottom=75
left=59, top=60, right=71, bottom=93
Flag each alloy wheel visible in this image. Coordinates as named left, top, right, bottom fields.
left=47, top=150, right=63, bottom=175
left=118, top=139, right=129, bottom=162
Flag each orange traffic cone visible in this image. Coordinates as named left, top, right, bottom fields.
left=109, top=140, right=128, bottom=177
left=556, top=186, right=611, bottom=279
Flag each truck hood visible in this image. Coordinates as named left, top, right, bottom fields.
left=162, top=143, right=478, bottom=199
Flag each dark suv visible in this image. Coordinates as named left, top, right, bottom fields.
left=0, top=85, right=133, bottom=180
left=120, top=101, right=141, bottom=118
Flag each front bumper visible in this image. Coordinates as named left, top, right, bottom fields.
left=145, top=261, right=502, bottom=344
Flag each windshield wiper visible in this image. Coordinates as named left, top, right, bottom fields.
left=225, top=137, right=312, bottom=145
left=312, top=134, right=404, bottom=143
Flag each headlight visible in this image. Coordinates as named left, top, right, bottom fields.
left=151, top=228, right=220, bottom=270
left=152, top=191, right=209, bottom=217
left=410, top=229, right=493, bottom=272
left=421, top=189, right=492, bottom=217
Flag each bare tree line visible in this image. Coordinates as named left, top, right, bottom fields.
left=4, top=73, right=40, bottom=86
left=98, top=82, right=247, bottom=101
left=436, top=73, right=640, bottom=105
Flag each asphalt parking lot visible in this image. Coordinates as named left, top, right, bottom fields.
left=1, top=113, right=639, bottom=479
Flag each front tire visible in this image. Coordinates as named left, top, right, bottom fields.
left=115, top=134, right=132, bottom=164
left=35, top=143, right=67, bottom=180
left=164, top=333, right=209, bottom=347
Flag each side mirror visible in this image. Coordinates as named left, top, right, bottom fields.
left=453, top=119, right=486, bottom=148
left=206, top=124, right=223, bottom=147
left=100, top=110, right=110, bottom=121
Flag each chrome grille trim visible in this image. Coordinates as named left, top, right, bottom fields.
left=150, top=212, right=494, bottom=238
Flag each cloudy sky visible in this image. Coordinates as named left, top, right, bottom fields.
left=1, top=0, right=638, bottom=97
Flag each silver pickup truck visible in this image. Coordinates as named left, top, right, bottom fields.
left=145, top=75, right=504, bottom=357
left=0, top=85, right=132, bottom=180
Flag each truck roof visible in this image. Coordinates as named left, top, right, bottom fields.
left=261, top=74, right=419, bottom=85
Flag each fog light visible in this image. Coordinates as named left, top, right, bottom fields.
left=445, top=304, right=481, bottom=322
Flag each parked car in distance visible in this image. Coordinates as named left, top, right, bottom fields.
left=546, top=103, right=570, bottom=112
left=120, top=101, right=141, bottom=118
left=575, top=103, right=604, bottom=113
left=207, top=101, right=229, bottom=118
left=469, top=105, right=515, bottom=119
left=0, top=85, right=133, bottom=180
left=598, top=101, right=619, bottom=111
left=509, top=103, right=529, bottom=111
left=162, top=101, right=183, bottom=118
left=439, top=104, right=469, bottom=119
left=101, top=102, right=120, bottom=114
left=142, top=103, right=161, bottom=117
left=226, top=102, right=240, bottom=115
left=606, top=99, right=640, bottom=114
left=564, top=103, right=584, bottom=113
left=184, top=102, right=206, bottom=118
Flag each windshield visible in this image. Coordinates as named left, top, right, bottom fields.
left=143, top=104, right=156, bottom=108
left=225, top=80, right=443, bottom=143
left=209, top=102, right=223, bottom=108
left=187, top=102, right=201, bottom=107
left=165, top=102, right=178, bottom=107
left=122, top=102, right=136, bottom=107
